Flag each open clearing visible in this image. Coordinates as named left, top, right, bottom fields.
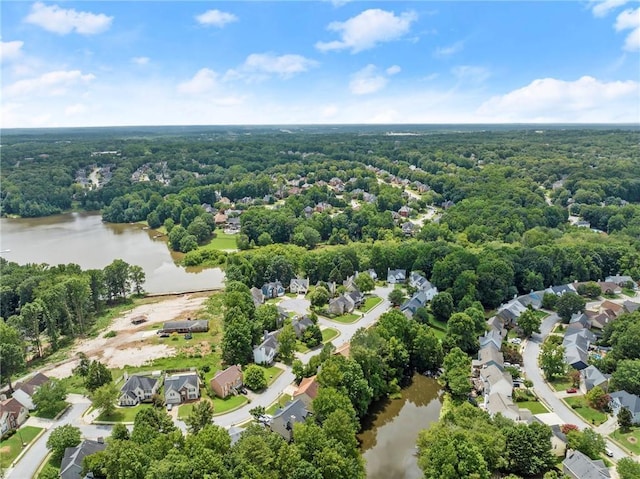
left=45, top=293, right=210, bottom=378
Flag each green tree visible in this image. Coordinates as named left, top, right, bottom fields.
left=503, top=422, right=555, bottom=477
left=312, top=387, right=358, bottom=427
left=244, top=365, right=267, bottom=391
left=431, top=292, right=454, bottom=322
left=249, top=405, right=266, bottom=420
left=556, top=292, right=586, bottom=322
left=186, top=399, right=214, bottom=433
left=317, top=355, right=373, bottom=419
left=539, top=342, right=566, bottom=380
left=566, top=428, right=606, bottom=459
left=111, top=422, right=130, bottom=440
left=85, top=360, right=112, bottom=392
left=576, top=281, right=602, bottom=299
left=441, top=348, right=472, bottom=399
left=517, top=308, right=542, bottom=338
left=102, top=440, right=149, bottom=479
left=92, top=382, right=118, bottom=417
left=277, top=320, right=297, bottom=363
left=0, top=321, right=25, bottom=392
left=541, top=293, right=558, bottom=310
left=255, top=304, right=280, bottom=332
left=611, top=359, right=640, bottom=395
left=257, top=232, right=274, bottom=246
left=221, top=316, right=253, bottom=366
left=354, top=274, right=375, bottom=293
left=618, top=406, right=633, bottom=432
left=412, top=325, right=444, bottom=373
left=103, top=259, right=131, bottom=301
left=46, top=424, right=81, bottom=461
left=445, top=313, right=480, bottom=354
left=618, top=457, right=640, bottom=479
left=586, top=386, right=610, bottom=411
left=310, top=286, right=330, bottom=308
left=128, top=265, right=146, bottom=295
left=388, top=288, right=405, bottom=307
left=32, top=380, right=67, bottom=417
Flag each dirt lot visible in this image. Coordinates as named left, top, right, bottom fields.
left=46, top=293, right=210, bottom=378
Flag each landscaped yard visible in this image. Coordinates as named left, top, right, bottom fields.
left=548, top=376, right=573, bottom=392
left=261, top=365, right=284, bottom=386
left=0, top=426, right=43, bottom=468
left=266, top=394, right=294, bottom=416
left=611, top=427, right=640, bottom=454
left=622, top=288, right=637, bottom=297
left=321, top=327, right=339, bottom=343
left=327, top=312, right=360, bottom=324
left=213, top=395, right=248, bottom=415
left=359, top=296, right=382, bottom=313
left=296, top=341, right=310, bottom=353
left=564, top=396, right=608, bottom=426
left=532, top=310, right=549, bottom=320
left=31, top=401, right=68, bottom=419
left=96, top=403, right=153, bottom=423
left=517, top=400, right=549, bottom=414
left=205, top=231, right=238, bottom=251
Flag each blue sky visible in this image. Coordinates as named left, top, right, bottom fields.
left=1, top=1, right=639, bottom=127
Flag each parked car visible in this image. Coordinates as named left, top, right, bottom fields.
left=184, top=332, right=193, bottom=340
left=509, top=338, right=522, bottom=345
left=166, top=403, right=173, bottom=411
left=605, top=448, right=614, bottom=457
left=566, top=388, right=578, bottom=394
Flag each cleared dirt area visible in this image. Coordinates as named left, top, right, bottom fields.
left=46, top=293, right=210, bottom=378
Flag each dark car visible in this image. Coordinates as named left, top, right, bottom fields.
left=184, top=332, right=193, bottom=340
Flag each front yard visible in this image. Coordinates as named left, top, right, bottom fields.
left=31, top=401, right=69, bottom=419
left=564, top=396, right=608, bottom=426
left=0, top=426, right=43, bottom=469
left=262, top=365, right=284, bottom=386
left=358, top=296, right=382, bottom=313
left=266, top=394, right=294, bottom=416
left=321, top=327, right=339, bottom=342
left=96, top=403, right=153, bottom=423
left=611, top=427, right=640, bottom=455
left=517, top=400, right=549, bottom=414
left=326, top=312, right=361, bottom=324
left=548, top=375, right=574, bottom=392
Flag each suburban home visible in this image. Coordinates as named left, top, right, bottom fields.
left=328, top=295, right=356, bottom=315
left=254, top=330, right=279, bottom=365
left=387, top=268, right=407, bottom=284
left=346, top=290, right=364, bottom=308
left=516, top=291, right=543, bottom=310
left=605, top=274, right=637, bottom=289
left=60, top=438, right=107, bottom=479
left=293, top=375, right=319, bottom=408
left=401, top=222, right=416, bottom=236
left=569, top=313, right=591, bottom=329
left=473, top=346, right=505, bottom=372
left=270, top=398, right=309, bottom=442
left=400, top=290, right=430, bottom=318
left=487, top=316, right=506, bottom=336
left=563, top=328, right=596, bottom=371
left=545, top=284, right=576, bottom=296
left=597, top=281, right=622, bottom=295
left=333, top=342, right=350, bottom=358
left=398, top=206, right=411, bottom=217
left=250, top=287, right=265, bottom=307
left=262, top=281, right=285, bottom=299
left=358, top=269, right=378, bottom=282
left=479, top=328, right=505, bottom=351
left=599, top=300, right=624, bottom=318
left=588, top=311, right=613, bottom=330
left=549, top=424, right=568, bottom=457
left=164, top=372, right=201, bottom=405
left=497, top=299, right=527, bottom=326
left=623, top=300, right=639, bottom=314
left=609, top=391, right=640, bottom=424
left=214, top=211, right=228, bottom=225
left=289, top=278, right=309, bottom=295
left=118, top=374, right=160, bottom=406
left=210, top=365, right=243, bottom=399
left=303, top=206, right=313, bottom=218
left=485, top=392, right=532, bottom=423
left=480, top=364, right=513, bottom=398
left=228, top=425, right=244, bottom=445
left=292, top=315, right=315, bottom=339
left=0, top=398, right=28, bottom=438
left=342, top=275, right=356, bottom=292
left=160, top=320, right=209, bottom=334
left=12, top=372, right=50, bottom=410
left=579, top=365, right=608, bottom=394
left=562, top=449, right=610, bottom=479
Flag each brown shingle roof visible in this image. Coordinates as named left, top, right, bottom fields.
left=210, top=365, right=242, bottom=389
left=295, top=375, right=319, bottom=401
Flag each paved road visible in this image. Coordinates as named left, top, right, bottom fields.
left=523, top=313, right=629, bottom=462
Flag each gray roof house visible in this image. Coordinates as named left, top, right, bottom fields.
left=609, top=391, right=640, bottom=424
left=270, top=398, right=309, bottom=442
left=60, top=439, right=106, bottom=479
left=605, top=275, right=636, bottom=289
left=164, top=372, right=200, bottom=405
left=328, top=295, right=356, bottom=315
left=250, top=287, right=265, bottom=307
left=546, top=284, right=576, bottom=296
left=262, top=281, right=285, bottom=299
left=486, top=392, right=532, bottom=423
left=400, top=290, right=429, bottom=318
left=623, top=300, right=640, bottom=314
left=580, top=365, right=608, bottom=394
left=160, top=320, right=209, bottom=334
left=290, top=278, right=309, bottom=295
left=562, top=449, right=610, bottom=479
left=473, top=346, right=505, bottom=371
left=387, top=268, right=407, bottom=284
left=480, top=364, right=512, bottom=397
left=563, top=331, right=592, bottom=371
left=516, top=291, right=543, bottom=310
left=254, top=330, right=279, bottom=365
left=119, top=375, right=160, bottom=406
left=292, top=316, right=315, bottom=339
left=479, top=328, right=505, bottom=351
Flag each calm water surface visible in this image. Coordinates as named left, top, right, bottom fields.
left=359, top=374, right=442, bottom=479
left=0, top=212, right=225, bottom=294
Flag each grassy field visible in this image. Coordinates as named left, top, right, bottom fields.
left=31, top=402, right=68, bottom=419
left=327, top=313, right=361, bottom=324
left=611, top=427, right=640, bottom=454
left=564, top=396, right=608, bottom=426
left=517, top=400, right=549, bottom=414
left=296, top=341, right=310, bottom=353
left=548, top=376, right=573, bottom=392
left=213, top=395, right=248, bottom=414
left=96, top=403, right=153, bottom=422
left=262, top=365, right=284, bottom=386
left=321, top=327, right=339, bottom=342
left=59, top=374, right=88, bottom=395
left=359, top=296, right=382, bottom=313
left=203, top=231, right=238, bottom=251
left=0, top=426, right=43, bottom=468
left=266, top=394, right=294, bottom=416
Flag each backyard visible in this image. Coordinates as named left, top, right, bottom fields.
left=0, top=426, right=43, bottom=469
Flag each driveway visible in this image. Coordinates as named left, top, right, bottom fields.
left=522, top=313, right=629, bottom=462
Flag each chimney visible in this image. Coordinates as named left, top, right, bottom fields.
left=264, top=330, right=269, bottom=341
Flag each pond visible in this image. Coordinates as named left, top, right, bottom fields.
left=359, top=374, right=443, bottom=479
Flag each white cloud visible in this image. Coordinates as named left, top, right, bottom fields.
left=4, top=70, right=95, bottom=98
left=386, top=65, right=401, bottom=75
left=24, top=2, right=113, bottom=35
left=615, top=7, right=640, bottom=51
left=316, top=9, right=417, bottom=53
left=131, top=56, right=150, bottom=65
left=196, top=9, right=238, bottom=27
left=178, top=68, right=218, bottom=94
left=477, top=76, right=639, bottom=122
left=591, top=0, right=629, bottom=17
left=349, top=64, right=389, bottom=95
left=452, top=65, right=491, bottom=83
left=65, top=103, right=87, bottom=116
left=226, top=53, right=318, bottom=81
left=0, top=40, right=24, bottom=62
left=434, top=40, right=464, bottom=57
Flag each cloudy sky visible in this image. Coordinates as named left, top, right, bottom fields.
left=1, top=1, right=639, bottom=127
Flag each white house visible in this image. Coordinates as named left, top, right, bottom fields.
left=164, top=372, right=200, bottom=405
left=254, top=331, right=279, bottom=365
left=119, top=375, right=160, bottom=406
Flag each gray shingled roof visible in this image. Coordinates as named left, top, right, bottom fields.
left=563, top=450, right=610, bottom=479
left=120, top=375, right=158, bottom=394
left=60, top=440, right=106, bottom=479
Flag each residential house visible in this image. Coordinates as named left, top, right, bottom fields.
left=400, top=290, right=430, bottom=318
left=609, top=391, right=640, bottom=424
left=334, top=342, right=350, bottom=358
left=346, top=290, right=364, bottom=308
left=623, top=300, right=640, bottom=314
left=303, top=206, right=313, bottom=218
left=290, top=278, right=309, bottom=295
left=210, top=366, right=243, bottom=399
left=569, top=313, right=591, bottom=329
left=316, top=281, right=337, bottom=297
left=12, top=372, right=50, bottom=410
left=562, top=449, right=610, bottom=479
left=486, top=392, right=532, bottom=423
left=361, top=269, right=378, bottom=281
left=398, top=206, right=411, bottom=218
left=480, top=364, right=513, bottom=398
left=588, top=311, right=613, bottom=330
left=214, top=212, right=228, bottom=225
left=342, top=275, right=356, bottom=292
left=580, top=365, right=608, bottom=394
left=292, top=315, right=315, bottom=339
left=270, top=399, right=309, bottom=442
left=160, top=320, right=209, bottom=334
left=516, top=291, right=544, bottom=310
left=226, top=217, right=241, bottom=232
left=118, top=375, right=160, bottom=406
left=293, top=375, right=319, bottom=409
left=473, top=346, right=505, bottom=372
left=60, top=439, right=107, bottom=479
left=387, top=268, right=407, bottom=284
left=328, top=295, right=356, bottom=315
left=0, top=398, right=28, bottom=438
left=487, top=316, right=506, bottom=336
left=250, top=287, right=265, bottom=307
left=262, top=281, right=285, bottom=299
left=545, top=284, right=576, bottom=296
left=164, top=372, right=201, bottom=405
left=254, top=330, right=279, bottom=365
left=600, top=300, right=624, bottom=318
left=563, top=329, right=596, bottom=370
left=479, top=328, right=505, bottom=351
left=409, top=272, right=431, bottom=291
left=228, top=425, right=244, bottom=445
left=597, top=281, right=622, bottom=295
left=497, top=300, right=527, bottom=326
left=549, top=424, right=568, bottom=457
left=605, top=275, right=637, bottom=289
left=401, top=222, right=416, bottom=236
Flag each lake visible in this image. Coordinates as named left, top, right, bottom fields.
left=0, top=212, right=225, bottom=294
left=359, top=374, right=443, bottom=479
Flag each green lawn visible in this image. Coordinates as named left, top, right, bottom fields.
left=261, top=365, right=284, bottom=386
left=0, top=426, right=43, bottom=468
left=213, top=395, right=248, bottom=415
left=58, top=374, right=88, bottom=395
left=611, top=427, right=640, bottom=454
left=532, top=310, right=549, bottom=320
left=321, top=327, right=339, bottom=343
left=548, top=376, right=573, bottom=392
left=622, top=288, right=637, bottom=297
left=178, top=403, right=193, bottom=420
left=429, top=318, right=448, bottom=332
left=327, top=313, right=360, bottom=324
left=517, top=400, right=549, bottom=414
left=359, top=296, right=382, bottom=313
left=205, top=232, right=238, bottom=251
left=96, top=403, right=153, bottom=423
left=31, top=401, right=68, bottom=419
left=564, top=396, right=608, bottom=426
left=266, top=394, right=294, bottom=416
left=296, top=341, right=310, bottom=353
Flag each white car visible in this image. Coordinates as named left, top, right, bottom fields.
left=509, top=338, right=522, bottom=345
